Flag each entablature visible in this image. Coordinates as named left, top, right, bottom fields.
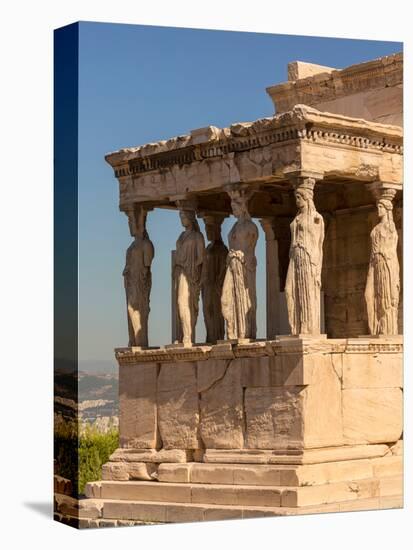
left=105, top=104, right=403, bottom=211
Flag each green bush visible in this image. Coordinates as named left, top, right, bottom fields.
left=54, top=418, right=119, bottom=495
left=54, top=417, right=79, bottom=494
left=78, top=425, right=119, bottom=494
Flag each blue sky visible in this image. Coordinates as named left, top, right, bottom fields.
left=77, top=22, right=402, bottom=365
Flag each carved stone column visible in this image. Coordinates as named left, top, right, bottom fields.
left=394, top=200, right=403, bottom=333
left=199, top=213, right=228, bottom=344
left=122, top=204, right=154, bottom=347
left=171, top=250, right=178, bottom=343
left=259, top=218, right=280, bottom=339
left=174, top=198, right=205, bottom=345
left=284, top=171, right=325, bottom=336
left=365, top=182, right=401, bottom=336
left=221, top=183, right=258, bottom=340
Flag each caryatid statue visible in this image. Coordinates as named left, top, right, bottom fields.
left=123, top=205, right=154, bottom=347
left=365, top=187, right=400, bottom=335
left=175, top=201, right=205, bottom=345
left=285, top=175, right=325, bottom=335
left=221, top=184, right=258, bottom=340
left=200, top=214, right=228, bottom=344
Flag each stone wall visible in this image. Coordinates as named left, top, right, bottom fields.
left=322, top=203, right=403, bottom=338
left=266, top=52, right=403, bottom=127
left=323, top=208, right=374, bottom=337
left=116, top=338, right=402, bottom=457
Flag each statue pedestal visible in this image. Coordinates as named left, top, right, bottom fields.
left=82, top=337, right=403, bottom=525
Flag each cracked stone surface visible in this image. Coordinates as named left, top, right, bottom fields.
left=199, top=359, right=244, bottom=449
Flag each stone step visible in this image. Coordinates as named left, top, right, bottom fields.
left=95, top=480, right=283, bottom=507
left=94, top=495, right=402, bottom=524
left=202, top=444, right=391, bottom=465
left=156, top=458, right=397, bottom=486
left=103, top=498, right=281, bottom=522
left=99, top=455, right=402, bottom=486
left=86, top=475, right=398, bottom=508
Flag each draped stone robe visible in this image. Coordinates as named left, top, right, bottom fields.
left=365, top=221, right=400, bottom=335
left=202, top=240, right=228, bottom=343
left=123, top=235, right=154, bottom=347
left=221, top=218, right=258, bottom=339
left=175, top=229, right=205, bottom=344
left=285, top=210, right=324, bottom=335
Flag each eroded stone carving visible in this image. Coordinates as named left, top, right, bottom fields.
left=221, top=184, right=258, bottom=339
left=174, top=202, right=205, bottom=345
left=285, top=176, right=325, bottom=335
left=201, top=214, right=228, bottom=344
left=365, top=188, right=400, bottom=335
left=123, top=206, right=154, bottom=347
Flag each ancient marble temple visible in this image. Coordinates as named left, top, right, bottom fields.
left=82, top=53, right=403, bottom=525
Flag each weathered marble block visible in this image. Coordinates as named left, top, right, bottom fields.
left=114, top=337, right=402, bottom=457
left=157, top=362, right=200, bottom=449
left=119, top=362, right=158, bottom=448
left=342, top=352, right=402, bottom=388
left=198, top=359, right=244, bottom=449
left=245, top=386, right=304, bottom=449
left=244, top=351, right=343, bottom=450
left=342, top=387, right=403, bottom=444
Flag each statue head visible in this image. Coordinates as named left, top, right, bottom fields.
left=204, top=222, right=215, bottom=241
left=226, top=185, right=253, bottom=220
left=370, top=186, right=397, bottom=225
left=294, top=180, right=315, bottom=212
left=203, top=215, right=224, bottom=242
left=231, top=196, right=246, bottom=218
left=179, top=209, right=200, bottom=231
left=127, top=206, right=147, bottom=238
left=377, top=198, right=394, bottom=223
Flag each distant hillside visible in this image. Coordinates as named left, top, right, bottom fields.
left=78, top=371, right=118, bottom=402
left=78, top=359, right=118, bottom=375
left=55, top=367, right=119, bottom=427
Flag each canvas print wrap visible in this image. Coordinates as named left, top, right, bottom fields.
left=54, top=22, right=403, bottom=528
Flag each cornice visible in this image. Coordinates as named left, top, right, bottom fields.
left=114, top=336, right=402, bottom=365
left=105, top=105, right=402, bottom=181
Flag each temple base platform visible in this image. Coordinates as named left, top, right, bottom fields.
left=79, top=336, right=403, bottom=526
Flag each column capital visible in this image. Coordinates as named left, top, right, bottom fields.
left=121, top=203, right=153, bottom=237
left=120, top=202, right=153, bottom=215
left=283, top=169, right=324, bottom=188
left=198, top=211, right=228, bottom=225
left=367, top=181, right=402, bottom=202
left=175, top=196, right=198, bottom=211
left=223, top=182, right=256, bottom=199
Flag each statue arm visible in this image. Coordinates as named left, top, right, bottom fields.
left=307, top=215, right=324, bottom=281
left=196, top=234, right=205, bottom=266
left=238, top=221, right=258, bottom=258
left=123, top=247, right=131, bottom=277
left=316, top=215, right=325, bottom=281
left=216, top=250, right=228, bottom=295
left=143, top=239, right=155, bottom=268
